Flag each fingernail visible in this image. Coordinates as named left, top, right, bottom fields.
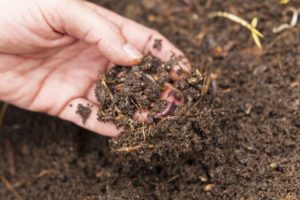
left=123, top=43, right=143, bottom=59
left=178, top=59, right=191, bottom=73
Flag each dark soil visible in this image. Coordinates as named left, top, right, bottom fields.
left=1, top=0, right=300, bottom=199
left=76, top=104, right=92, bottom=124
left=95, top=54, right=227, bottom=165
left=153, top=39, right=162, bottom=51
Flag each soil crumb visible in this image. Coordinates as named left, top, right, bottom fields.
left=76, top=103, right=92, bottom=124
left=153, top=38, right=162, bottom=51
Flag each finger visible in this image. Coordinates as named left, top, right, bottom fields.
left=58, top=98, right=122, bottom=137
left=52, top=0, right=143, bottom=66
left=84, top=2, right=191, bottom=78
left=84, top=3, right=182, bottom=60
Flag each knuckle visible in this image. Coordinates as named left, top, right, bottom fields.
left=149, top=29, right=161, bottom=38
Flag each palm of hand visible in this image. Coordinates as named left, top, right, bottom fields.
left=0, top=40, right=115, bottom=134
left=1, top=41, right=106, bottom=112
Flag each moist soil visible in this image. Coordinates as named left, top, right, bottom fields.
left=76, top=104, right=92, bottom=124
left=95, top=54, right=227, bottom=166
left=1, top=0, right=300, bottom=199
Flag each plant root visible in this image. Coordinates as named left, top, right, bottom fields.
left=0, top=174, right=22, bottom=200
left=115, top=144, right=154, bottom=153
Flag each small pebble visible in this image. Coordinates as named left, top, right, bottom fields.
left=204, top=184, right=215, bottom=192
left=270, top=162, right=278, bottom=169
left=198, top=175, right=208, bottom=182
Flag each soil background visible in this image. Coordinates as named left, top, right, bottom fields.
left=1, top=0, right=300, bottom=199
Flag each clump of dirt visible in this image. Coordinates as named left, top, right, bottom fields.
left=76, top=103, right=92, bottom=124
left=153, top=39, right=162, bottom=51
left=95, top=54, right=228, bottom=165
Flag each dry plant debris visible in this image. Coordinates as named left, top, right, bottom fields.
left=273, top=7, right=299, bottom=33
left=208, top=11, right=264, bottom=48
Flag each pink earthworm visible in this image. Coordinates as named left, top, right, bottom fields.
left=155, top=90, right=178, bottom=118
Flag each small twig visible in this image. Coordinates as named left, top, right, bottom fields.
left=167, top=175, right=180, bottom=183
left=251, top=17, right=263, bottom=49
left=155, top=115, right=179, bottom=127
left=142, top=122, right=146, bottom=141
left=273, top=7, right=299, bottom=33
left=0, top=174, right=22, bottom=200
left=12, top=169, right=58, bottom=189
left=115, top=144, right=154, bottom=153
left=100, top=75, right=114, bottom=101
left=290, top=9, right=299, bottom=26
left=202, top=69, right=211, bottom=95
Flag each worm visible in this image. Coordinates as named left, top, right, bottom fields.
left=155, top=90, right=178, bottom=118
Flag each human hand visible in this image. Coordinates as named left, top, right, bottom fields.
left=0, top=0, right=190, bottom=137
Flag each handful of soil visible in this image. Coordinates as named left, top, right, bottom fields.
left=95, top=54, right=226, bottom=165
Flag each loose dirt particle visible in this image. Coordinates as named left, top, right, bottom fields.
left=153, top=38, right=162, bottom=51
left=76, top=104, right=92, bottom=124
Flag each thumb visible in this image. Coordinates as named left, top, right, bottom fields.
left=54, top=0, right=143, bottom=66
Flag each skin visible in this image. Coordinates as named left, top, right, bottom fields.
left=0, top=0, right=190, bottom=137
